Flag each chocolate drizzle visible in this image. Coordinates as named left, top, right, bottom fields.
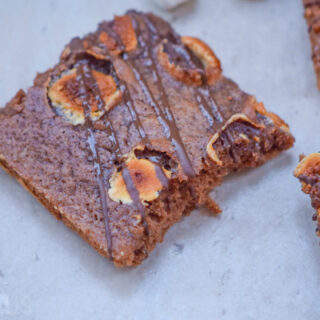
left=65, top=12, right=235, bottom=253
left=129, top=13, right=229, bottom=166
left=160, top=27, right=242, bottom=164
left=127, top=12, right=196, bottom=178
left=122, top=167, right=150, bottom=234
left=119, top=82, right=169, bottom=189
left=76, top=63, right=114, bottom=257
left=196, top=87, right=224, bottom=124
left=160, top=31, right=224, bottom=126
left=75, top=60, right=168, bottom=256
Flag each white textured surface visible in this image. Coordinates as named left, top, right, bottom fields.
left=0, top=0, right=319, bottom=319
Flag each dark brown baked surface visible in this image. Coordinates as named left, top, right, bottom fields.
left=303, top=0, right=320, bottom=89
left=295, top=153, right=320, bottom=236
left=0, top=11, right=294, bottom=267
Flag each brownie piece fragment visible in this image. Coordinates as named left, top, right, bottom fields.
left=303, top=0, right=320, bottom=89
left=0, top=11, right=294, bottom=267
left=294, top=153, right=320, bottom=235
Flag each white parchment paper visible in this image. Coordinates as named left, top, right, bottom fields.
left=0, top=0, right=319, bottom=319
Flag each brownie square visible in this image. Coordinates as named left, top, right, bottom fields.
left=0, top=11, right=294, bottom=266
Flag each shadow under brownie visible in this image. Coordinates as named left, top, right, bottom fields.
left=0, top=11, right=294, bottom=267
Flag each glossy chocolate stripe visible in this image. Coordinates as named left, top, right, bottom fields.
left=80, top=62, right=167, bottom=247
left=118, top=79, right=169, bottom=221
left=76, top=63, right=113, bottom=258
left=99, top=20, right=170, bottom=190
left=197, top=86, right=224, bottom=123
left=119, top=81, right=169, bottom=191
left=165, top=40, right=223, bottom=125
left=94, top=42, right=168, bottom=237
left=176, top=37, right=243, bottom=164
left=122, top=167, right=150, bottom=235
left=81, top=63, right=121, bottom=155
left=128, top=13, right=195, bottom=177
left=119, top=82, right=149, bottom=146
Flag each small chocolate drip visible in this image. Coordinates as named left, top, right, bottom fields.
left=162, top=35, right=224, bottom=125
left=119, top=83, right=149, bottom=146
left=197, top=87, right=224, bottom=123
left=130, top=13, right=224, bottom=171
left=195, top=88, right=223, bottom=127
left=218, top=130, right=240, bottom=165
left=122, top=82, right=169, bottom=191
left=196, top=94, right=214, bottom=127
left=79, top=61, right=168, bottom=249
left=225, top=130, right=241, bottom=164
left=81, top=63, right=121, bottom=156
left=122, top=167, right=150, bottom=235
left=154, top=165, right=169, bottom=189
left=97, top=30, right=169, bottom=237
left=128, top=12, right=196, bottom=177
left=102, top=41, right=168, bottom=185
left=100, top=17, right=175, bottom=191
left=76, top=63, right=113, bottom=258
left=179, top=44, right=237, bottom=164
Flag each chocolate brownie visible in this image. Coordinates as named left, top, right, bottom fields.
left=295, top=153, right=320, bottom=235
left=303, top=0, right=320, bottom=89
left=0, top=11, right=294, bottom=267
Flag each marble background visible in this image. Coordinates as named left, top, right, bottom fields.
left=0, top=0, right=319, bottom=319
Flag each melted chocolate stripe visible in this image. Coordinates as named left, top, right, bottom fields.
left=197, top=87, right=224, bottom=123
left=119, top=80, right=169, bottom=233
left=178, top=41, right=242, bottom=165
left=141, top=14, right=224, bottom=127
left=196, top=84, right=244, bottom=164
left=82, top=64, right=121, bottom=156
left=98, top=20, right=170, bottom=190
left=128, top=13, right=195, bottom=177
left=96, top=39, right=168, bottom=237
left=119, top=82, right=149, bottom=146
left=196, top=93, right=215, bottom=127
left=81, top=61, right=167, bottom=244
left=122, top=167, right=150, bottom=235
left=140, top=14, right=239, bottom=169
left=120, top=82, right=169, bottom=191
left=225, top=130, right=241, bottom=164
left=76, top=64, right=113, bottom=258
left=130, top=62, right=195, bottom=178
left=166, top=40, right=223, bottom=125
